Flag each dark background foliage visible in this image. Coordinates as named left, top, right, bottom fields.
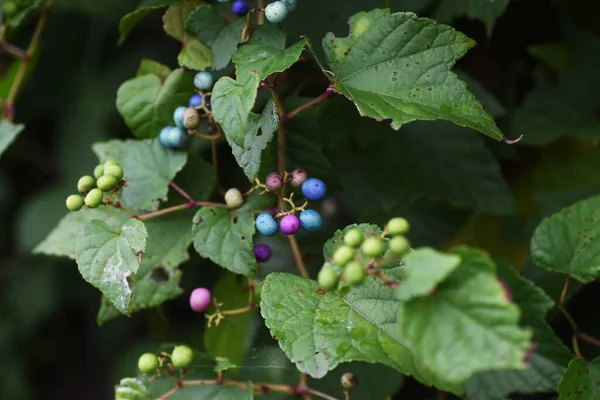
left=1, top=0, right=599, bottom=398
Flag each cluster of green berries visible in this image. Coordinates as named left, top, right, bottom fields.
left=137, top=345, right=194, bottom=374
left=255, top=170, right=326, bottom=236
left=224, top=0, right=296, bottom=23
left=159, top=71, right=213, bottom=150
left=317, top=217, right=411, bottom=290
left=65, top=160, right=125, bottom=211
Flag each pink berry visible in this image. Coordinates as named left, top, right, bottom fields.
left=266, top=172, right=284, bottom=191
left=189, top=287, right=211, bottom=312
left=291, top=169, right=308, bottom=187
left=280, top=214, right=300, bottom=235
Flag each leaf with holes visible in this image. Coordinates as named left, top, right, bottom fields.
left=322, top=8, right=503, bottom=140
left=116, top=68, right=195, bottom=139
left=192, top=204, right=257, bottom=276
left=531, top=194, right=600, bottom=282
left=76, top=218, right=148, bottom=315
left=557, top=357, right=600, bottom=400
left=0, top=119, right=24, bottom=159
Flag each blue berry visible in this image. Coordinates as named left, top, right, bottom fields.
left=301, top=178, right=326, bottom=201
left=232, top=0, right=250, bottom=17
left=159, top=125, right=175, bottom=148
left=299, top=209, right=322, bottom=231
left=189, top=93, right=203, bottom=108
left=256, top=212, right=279, bottom=236
left=265, top=1, right=288, bottom=23
left=194, top=71, right=213, bottom=90
left=282, top=0, right=296, bottom=11
left=167, top=126, right=188, bottom=149
left=173, top=106, right=187, bottom=128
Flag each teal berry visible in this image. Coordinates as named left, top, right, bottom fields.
left=194, top=71, right=213, bottom=91
left=301, top=178, right=326, bottom=201
left=167, top=126, right=188, bottom=149
left=265, top=1, right=288, bottom=23
left=256, top=212, right=279, bottom=236
left=299, top=209, right=322, bottom=231
left=173, top=106, right=187, bottom=128
left=282, top=0, right=296, bottom=11
left=159, top=125, right=175, bottom=148
left=189, top=93, right=203, bottom=108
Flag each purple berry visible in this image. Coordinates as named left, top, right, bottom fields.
left=253, top=244, right=272, bottom=262
left=232, top=0, right=250, bottom=17
left=280, top=214, right=300, bottom=235
left=291, top=169, right=308, bottom=187
left=266, top=172, right=283, bottom=191
left=189, top=287, right=211, bottom=312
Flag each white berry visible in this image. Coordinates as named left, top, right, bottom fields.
left=265, top=1, right=288, bottom=24
left=282, top=0, right=296, bottom=11
left=194, top=71, right=213, bottom=91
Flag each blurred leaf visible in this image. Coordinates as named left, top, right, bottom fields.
left=177, top=37, right=212, bottom=70
left=54, top=0, right=135, bottom=17
left=210, top=20, right=245, bottom=70
left=92, top=139, right=188, bottom=212
left=163, top=0, right=202, bottom=42
left=434, top=0, right=509, bottom=37
left=528, top=41, right=573, bottom=72
left=185, top=4, right=225, bottom=43
left=136, top=58, right=172, bottom=80
left=3, top=0, right=44, bottom=29
left=76, top=218, right=147, bottom=315
left=0, top=120, right=24, bottom=158
left=118, top=0, right=179, bottom=45
left=192, top=203, right=258, bottom=276
left=322, top=9, right=503, bottom=140
left=116, top=68, right=195, bottom=139
left=115, top=377, right=152, bottom=400
left=557, top=357, right=600, bottom=399
left=205, top=272, right=256, bottom=370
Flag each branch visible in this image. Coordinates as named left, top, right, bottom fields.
left=288, top=235, right=310, bottom=279
left=134, top=201, right=226, bottom=221
left=283, top=88, right=337, bottom=121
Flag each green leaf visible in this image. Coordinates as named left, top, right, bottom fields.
left=465, top=259, right=572, bottom=400
left=531, top=194, right=600, bottom=282
left=136, top=58, right=172, bottom=80
left=205, top=272, right=255, bottom=369
left=211, top=73, right=260, bottom=147
left=177, top=38, right=212, bottom=70
left=322, top=9, right=503, bottom=141
left=227, top=97, right=279, bottom=182
left=233, top=40, right=306, bottom=81
left=528, top=41, right=573, bottom=72
left=396, top=247, right=533, bottom=385
left=557, top=358, right=600, bottom=400
left=92, top=139, right=188, bottom=212
left=214, top=357, right=237, bottom=372
left=246, top=24, right=286, bottom=48
left=395, top=247, right=462, bottom=301
left=192, top=203, right=257, bottom=276
left=33, top=207, right=131, bottom=259
left=0, top=119, right=24, bottom=159
left=97, top=213, right=193, bottom=324
left=116, top=68, right=195, bottom=139
left=433, top=0, right=509, bottom=37
left=76, top=218, right=148, bottom=315
left=185, top=4, right=225, bottom=44
left=211, top=20, right=245, bottom=70
left=163, top=0, right=202, bottom=42
left=118, top=0, right=179, bottom=45
left=115, top=377, right=152, bottom=400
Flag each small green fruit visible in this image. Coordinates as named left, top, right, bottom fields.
left=318, top=266, right=338, bottom=290
left=104, top=159, right=119, bottom=168
left=340, top=372, right=359, bottom=390
left=171, top=345, right=194, bottom=368
left=85, top=188, right=103, bottom=208
left=77, top=175, right=96, bottom=193
left=93, top=164, right=104, bottom=179
left=343, top=261, right=365, bottom=285
left=387, top=217, right=410, bottom=236
left=138, top=353, right=159, bottom=374
left=224, top=188, right=244, bottom=208
left=105, top=164, right=124, bottom=180
left=389, top=236, right=410, bottom=255
left=343, top=228, right=363, bottom=247
left=333, top=245, right=354, bottom=266
left=361, top=237, right=384, bottom=257
left=66, top=194, right=84, bottom=211
left=97, top=175, right=118, bottom=192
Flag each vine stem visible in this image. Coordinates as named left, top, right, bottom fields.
left=0, top=42, right=28, bottom=59
left=283, top=88, right=336, bottom=121
left=4, top=0, right=54, bottom=120
left=257, top=0, right=265, bottom=25
left=169, top=181, right=195, bottom=203
left=134, top=201, right=226, bottom=221
left=301, top=35, right=333, bottom=80
left=288, top=235, right=310, bottom=279
left=556, top=274, right=585, bottom=360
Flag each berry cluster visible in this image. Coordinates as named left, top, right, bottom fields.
left=65, top=160, right=125, bottom=211
left=317, top=217, right=411, bottom=290
left=137, top=345, right=194, bottom=375
left=224, top=0, right=297, bottom=24
left=255, top=170, right=326, bottom=236
left=159, top=71, right=213, bottom=150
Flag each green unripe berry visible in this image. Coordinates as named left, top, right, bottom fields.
left=93, top=164, right=104, bottom=179
left=224, top=188, right=244, bottom=209
left=77, top=175, right=96, bottom=193
left=85, top=188, right=103, bottom=208
left=341, top=372, right=359, bottom=390
left=183, top=107, right=200, bottom=130
left=361, top=236, right=384, bottom=257
left=171, top=345, right=194, bottom=368
left=138, top=353, right=159, bottom=374
left=343, top=261, right=365, bottom=285
left=387, top=217, right=410, bottom=236
left=333, top=245, right=355, bottom=266
left=318, top=266, right=338, bottom=290
left=389, top=236, right=410, bottom=255
left=105, top=164, right=124, bottom=180
left=104, top=159, right=119, bottom=168
left=66, top=194, right=84, bottom=211
left=343, top=228, right=363, bottom=247
left=97, top=175, right=118, bottom=192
